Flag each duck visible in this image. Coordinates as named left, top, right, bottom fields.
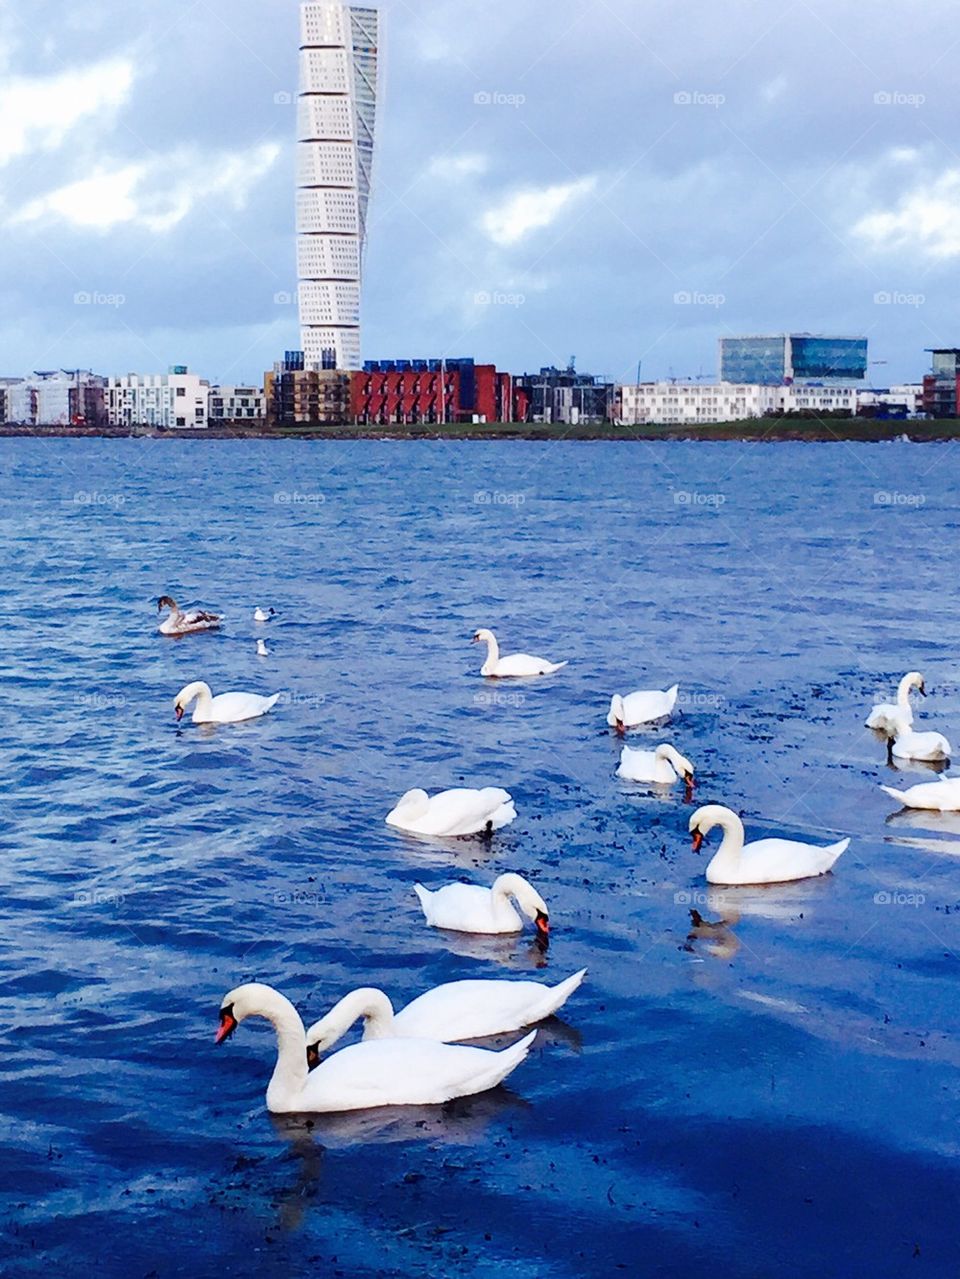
left=304, top=970, right=587, bottom=1060
left=215, top=983, right=537, bottom=1114
left=866, top=672, right=925, bottom=734
left=890, top=726, right=951, bottom=762
left=607, top=686, right=679, bottom=732
left=157, top=595, right=222, bottom=636
left=385, top=787, right=516, bottom=836
left=472, top=628, right=567, bottom=678
left=617, top=742, right=694, bottom=786
left=414, top=872, right=550, bottom=936
left=256, top=639, right=270, bottom=657
left=173, top=680, right=281, bottom=724
left=880, top=776, right=960, bottom=811
left=254, top=606, right=276, bottom=622
left=688, top=803, right=849, bottom=885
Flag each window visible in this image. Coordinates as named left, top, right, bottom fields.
left=176, top=416, right=186, bottom=426
left=176, top=387, right=186, bottom=397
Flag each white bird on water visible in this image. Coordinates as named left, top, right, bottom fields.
left=414, top=872, right=550, bottom=937
left=254, top=606, right=276, bottom=623
left=617, top=742, right=694, bottom=787
left=385, top=787, right=516, bottom=836
left=890, top=725, right=951, bottom=763
left=607, top=686, right=679, bottom=732
left=866, top=671, right=925, bottom=735
left=173, top=681, right=281, bottom=724
left=880, top=776, right=960, bottom=811
left=256, top=639, right=269, bottom=657
left=472, top=628, right=567, bottom=678
left=688, top=804, right=849, bottom=885
left=156, top=595, right=222, bottom=636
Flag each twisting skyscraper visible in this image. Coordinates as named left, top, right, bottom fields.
left=297, top=3, right=378, bottom=369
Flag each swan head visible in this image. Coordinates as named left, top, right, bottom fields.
left=906, top=671, right=926, bottom=696
left=609, top=694, right=625, bottom=732
left=688, top=804, right=738, bottom=853
left=494, top=872, right=550, bottom=936
left=394, top=787, right=430, bottom=812
left=173, top=680, right=207, bottom=721
left=657, top=744, right=695, bottom=784
left=215, top=982, right=282, bottom=1044
left=157, top=595, right=178, bottom=613
left=472, top=628, right=495, bottom=645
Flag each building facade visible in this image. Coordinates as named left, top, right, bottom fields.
left=297, top=1, right=378, bottom=370
left=106, top=369, right=209, bottom=428
left=3, top=370, right=107, bottom=427
left=922, top=350, right=960, bottom=418
left=617, top=381, right=857, bottom=425
left=719, top=335, right=868, bottom=385
left=351, top=358, right=514, bottom=425
left=515, top=364, right=613, bottom=423
left=265, top=353, right=351, bottom=424
left=209, top=384, right=266, bottom=421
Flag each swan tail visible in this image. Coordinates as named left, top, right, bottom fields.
left=666, top=684, right=680, bottom=707
left=824, top=837, right=850, bottom=869
left=491, top=801, right=517, bottom=829
left=265, top=692, right=283, bottom=712
left=548, top=660, right=569, bottom=673
left=487, top=1028, right=537, bottom=1088
left=413, top=883, right=432, bottom=920
left=880, top=785, right=910, bottom=805
left=540, top=967, right=588, bottom=1017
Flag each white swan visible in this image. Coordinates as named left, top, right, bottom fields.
left=472, top=628, right=567, bottom=678
left=254, top=606, right=276, bottom=622
left=157, top=595, right=222, bottom=636
left=256, top=639, right=269, bottom=657
left=890, top=726, right=951, bottom=762
left=689, top=804, right=849, bottom=885
left=173, top=680, right=281, bottom=724
left=386, top=787, right=516, bottom=836
left=216, top=983, right=536, bottom=1114
left=617, top=742, right=694, bottom=786
left=880, top=776, right=960, bottom=811
left=866, top=672, right=924, bottom=734
left=607, top=687, right=679, bottom=732
left=304, top=970, right=587, bottom=1059
left=414, top=872, right=550, bottom=936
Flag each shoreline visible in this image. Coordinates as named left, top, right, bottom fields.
left=0, top=418, right=947, bottom=442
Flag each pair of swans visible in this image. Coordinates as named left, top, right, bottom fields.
left=173, top=681, right=281, bottom=724
left=473, top=629, right=567, bottom=678
left=608, top=686, right=679, bottom=732
left=689, top=805, right=849, bottom=885
left=386, top=787, right=516, bottom=836
left=617, top=742, right=694, bottom=787
left=867, top=671, right=951, bottom=761
left=157, top=596, right=222, bottom=636
left=216, top=982, right=538, bottom=1114
left=415, top=872, right=550, bottom=936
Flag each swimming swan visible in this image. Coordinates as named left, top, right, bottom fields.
left=215, top=982, right=536, bottom=1113
left=414, top=872, right=550, bottom=936
left=617, top=742, right=694, bottom=786
left=880, top=776, right=960, bottom=811
left=304, top=970, right=587, bottom=1058
left=386, top=787, right=516, bottom=836
left=157, top=596, right=222, bottom=636
left=472, top=629, right=567, bottom=678
left=607, top=687, right=679, bottom=732
left=688, top=804, right=849, bottom=885
left=866, top=672, right=925, bottom=734
left=173, top=681, right=281, bottom=724
left=890, top=726, right=951, bottom=762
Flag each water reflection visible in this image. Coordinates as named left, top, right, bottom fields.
left=428, top=928, right=550, bottom=969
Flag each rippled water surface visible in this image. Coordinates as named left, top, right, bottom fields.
left=3, top=438, right=960, bottom=1277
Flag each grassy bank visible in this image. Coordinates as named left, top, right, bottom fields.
left=0, top=418, right=950, bottom=442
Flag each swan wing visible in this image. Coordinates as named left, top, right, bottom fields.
left=207, top=691, right=280, bottom=723
left=714, top=836, right=849, bottom=885
left=395, top=971, right=586, bottom=1041
left=490, top=653, right=565, bottom=677
left=620, top=687, right=677, bottom=725
left=400, top=787, right=515, bottom=835
left=415, top=882, right=514, bottom=933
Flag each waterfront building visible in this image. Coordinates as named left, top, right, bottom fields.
left=209, top=384, right=266, bottom=421
left=720, top=334, right=868, bottom=385
left=352, top=358, right=513, bottom=425
left=617, top=381, right=856, bottom=425
left=922, top=349, right=960, bottom=418
left=265, top=353, right=350, bottom=424
left=106, top=369, right=209, bottom=429
left=297, top=2, right=379, bottom=370
left=3, top=370, right=107, bottom=427
left=856, top=385, right=923, bottom=419
left=514, top=363, right=614, bottom=424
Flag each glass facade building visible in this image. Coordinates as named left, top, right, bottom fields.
left=720, top=335, right=867, bottom=385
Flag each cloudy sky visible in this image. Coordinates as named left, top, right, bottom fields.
left=1, top=0, right=958, bottom=384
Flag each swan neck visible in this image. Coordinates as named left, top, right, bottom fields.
left=897, top=675, right=915, bottom=706
left=257, top=995, right=308, bottom=1110
left=316, top=989, right=395, bottom=1045
left=710, top=812, right=745, bottom=872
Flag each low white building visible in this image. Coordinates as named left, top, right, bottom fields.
left=617, top=381, right=857, bottom=425
left=856, top=385, right=923, bottom=416
left=208, top=384, right=266, bottom=421
left=106, top=369, right=209, bottom=429
left=4, top=370, right=106, bottom=426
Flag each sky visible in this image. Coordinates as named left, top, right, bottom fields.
left=1, top=0, right=959, bottom=385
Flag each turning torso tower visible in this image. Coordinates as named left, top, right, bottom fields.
left=296, top=3, right=378, bottom=370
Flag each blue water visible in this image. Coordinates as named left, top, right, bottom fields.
left=3, top=438, right=960, bottom=1277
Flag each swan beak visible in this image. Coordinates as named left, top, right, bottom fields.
left=691, top=830, right=704, bottom=853
left=615, top=721, right=625, bottom=736
left=174, top=705, right=184, bottom=722
left=535, top=910, right=550, bottom=937
left=306, top=1044, right=320, bottom=1071
left=215, top=1009, right=237, bottom=1044
left=920, top=684, right=927, bottom=697
left=684, top=772, right=695, bottom=787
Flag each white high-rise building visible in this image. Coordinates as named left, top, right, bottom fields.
left=297, top=2, right=379, bottom=370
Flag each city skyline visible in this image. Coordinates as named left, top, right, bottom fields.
left=1, top=0, right=958, bottom=384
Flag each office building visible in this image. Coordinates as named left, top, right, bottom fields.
left=720, top=335, right=868, bottom=385
left=922, top=349, right=960, bottom=418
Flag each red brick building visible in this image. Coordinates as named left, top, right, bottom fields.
left=351, top=359, right=515, bottom=425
